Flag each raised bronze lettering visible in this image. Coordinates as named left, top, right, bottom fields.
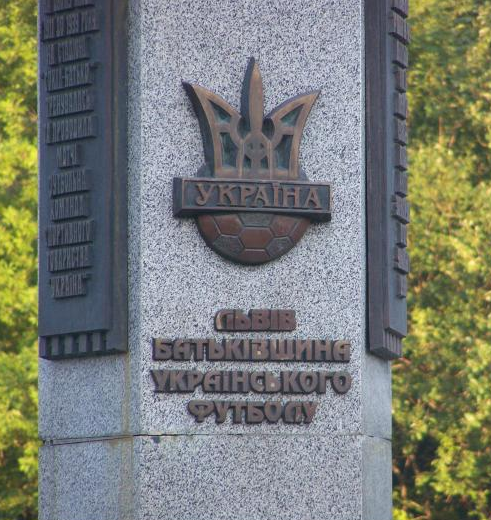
left=152, top=339, right=173, bottom=361
left=282, top=186, right=301, bottom=208
left=214, top=309, right=296, bottom=332
left=187, top=400, right=214, bottom=423
left=49, top=272, right=88, bottom=298
left=331, top=372, right=352, bottom=394
left=218, top=184, right=236, bottom=205
left=46, top=115, right=97, bottom=144
left=303, top=187, right=321, bottom=208
left=195, top=183, right=214, bottom=205
left=46, top=220, right=93, bottom=247
left=150, top=337, right=351, bottom=362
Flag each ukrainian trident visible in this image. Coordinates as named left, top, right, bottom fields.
left=174, top=58, right=331, bottom=264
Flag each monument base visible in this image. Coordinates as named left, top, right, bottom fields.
left=40, top=434, right=391, bottom=520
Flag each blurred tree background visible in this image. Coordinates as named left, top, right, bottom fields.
left=0, top=1, right=38, bottom=519
left=393, top=0, right=491, bottom=519
left=0, top=0, right=491, bottom=519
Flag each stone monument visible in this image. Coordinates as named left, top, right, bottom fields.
left=38, top=0, right=409, bottom=519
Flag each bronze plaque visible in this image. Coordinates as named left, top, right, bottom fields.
left=38, top=0, right=127, bottom=359
left=173, top=58, right=331, bottom=265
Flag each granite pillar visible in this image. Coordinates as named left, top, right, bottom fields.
left=38, top=1, right=401, bottom=519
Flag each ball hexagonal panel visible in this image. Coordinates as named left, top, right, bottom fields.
left=213, top=235, right=244, bottom=257
left=239, top=227, right=273, bottom=249
left=197, top=212, right=310, bottom=264
left=214, top=214, right=243, bottom=235
left=271, top=215, right=298, bottom=237
left=238, top=249, right=270, bottom=264
left=238, top=213, right=273, bottom=227
left=197, top=214, right=220, bottom=242
left=267, top=237, right=294, bottom=258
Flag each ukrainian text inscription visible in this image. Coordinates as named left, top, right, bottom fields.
left=38, top=0, right=127, bottom=359
left=151, top=311, right=352, bottom=425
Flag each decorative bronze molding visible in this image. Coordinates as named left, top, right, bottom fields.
left=174, top=58, right=331, bottom=265
left=366, top=0, right=410, bottom=359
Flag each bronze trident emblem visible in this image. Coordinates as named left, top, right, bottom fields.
left=174, top=58, right=332, bottom=265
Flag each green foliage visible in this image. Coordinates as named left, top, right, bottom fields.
left=0, top=1, right=39, bottom=519
left=393, top=1, right=491, bottom=518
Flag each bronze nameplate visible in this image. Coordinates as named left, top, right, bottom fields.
left=173, top=178, right=331, bottom=221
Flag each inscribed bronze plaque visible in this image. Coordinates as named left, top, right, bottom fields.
left=38, top=0, right=127, bottom=359
left=173, top=58, right=331, bottom=265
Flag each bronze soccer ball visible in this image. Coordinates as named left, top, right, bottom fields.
left=197, top=212, right=309, bottom=264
